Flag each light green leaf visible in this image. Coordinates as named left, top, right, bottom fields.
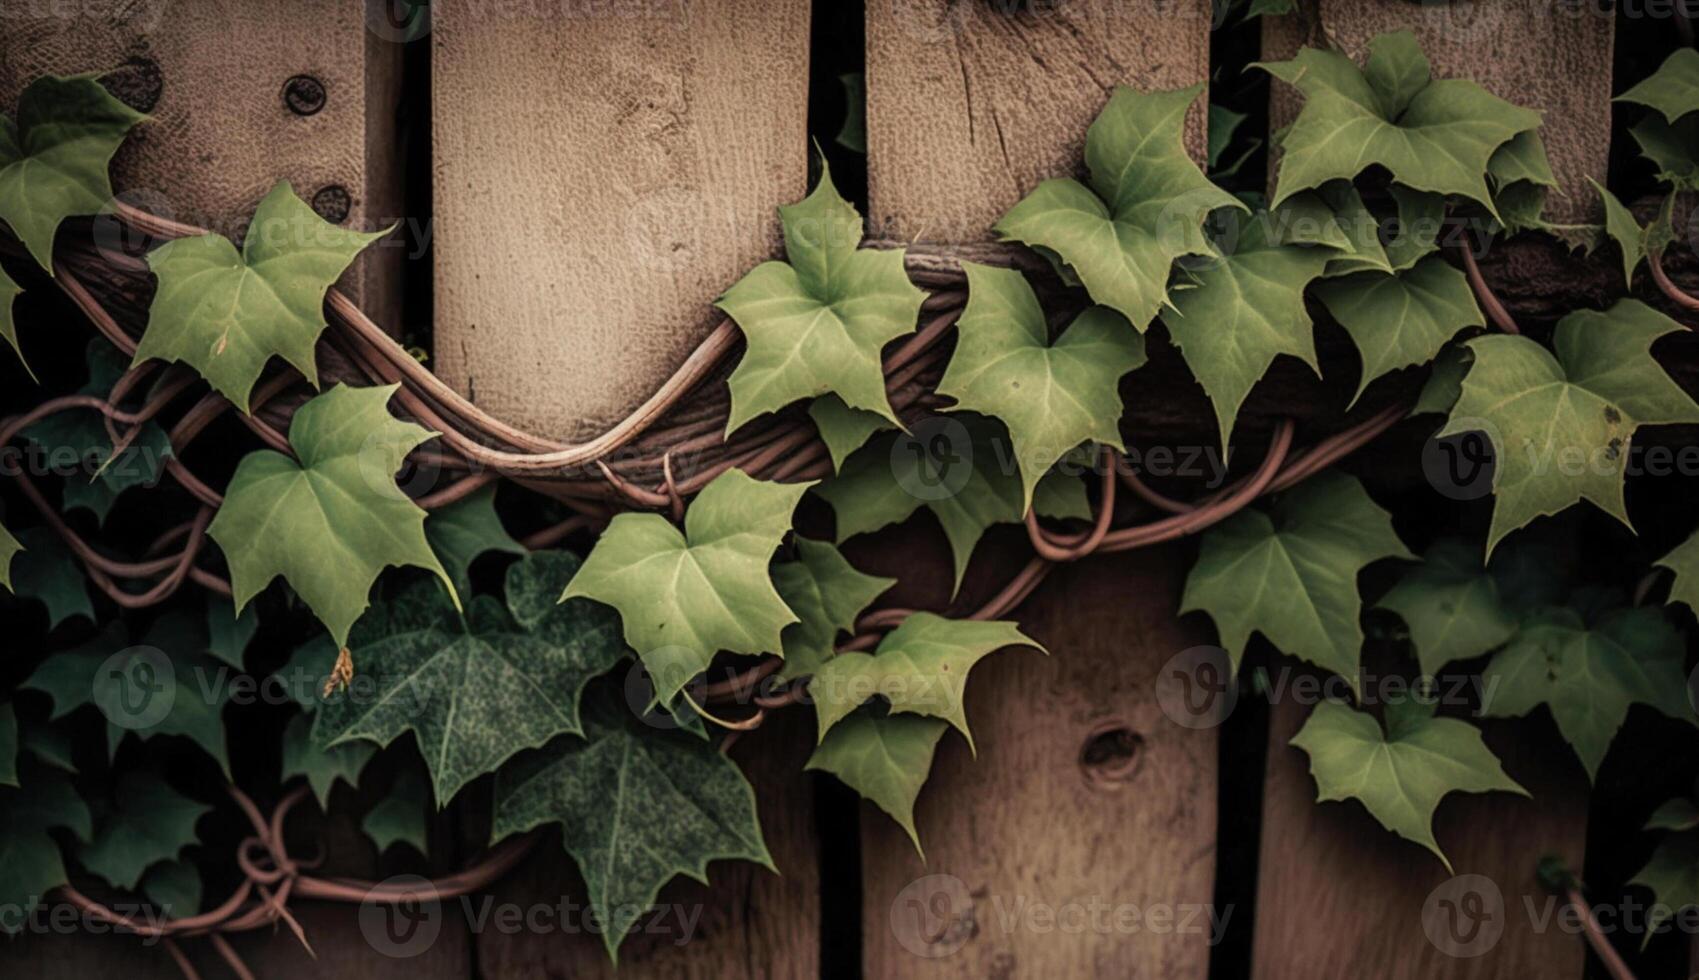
left=813, top=417, right=1087, bottom=593
left=1657, top=527, right=1699, bottom=613
left=134, top=181, right=387, bottom=412
left=490, top=691, right=771, bottom=963
left=940, top=263, right=1144, bottom=508
left=1181, top=472, right=1412, bottom=687
left=209, top=383, right=455, bottom=647
left=78, top=772, right=208, bottom=892
left=809, top=394, right=893, bottom=473
left=1208, top=104, right=1247, bottom=170
left=810, top=613, right=1041, bottom=751
left=1376, top=539, right=1516, bottom=675
left=1258, top=31, right=1541, bottom=215
left=141, top=860, right=201, bottom=919
left=362, top=765, right=430, bottom=857
left=0, top=75, right=145, bottom=270
left=1384, top=185, right=1448, bottom=272
left=715, top=162, right=923, bottom=432
left=1314, top=254, right=1484, bottom=404
left=0, top=520, right=16, bottom=593
left=9, top=527, right=92, bottom=628
left=566, top=469, right=807, bottom=704
left=1479, top=606, right=1695, bottom=781
left=24, top=341, right=173, bottom=525
left=1617, top=48, right=1699, bottom=124
left=1631, top=830, right=1699, bottom=946
left=313, top=551, right=625, bottom=805
left=0, top=767, right=90, bottom=931
left=1440, top=300, right=1699, bottom=554
left=281, top=712, right=374, bottom=808
left=773, top=538, right=894, bottom=681
left=425, top=482, right=526, bottom=599
left=806, top=707, right=947, bottom=855
left=995, top=84, right=1242, bottom=328
left=1291, top=698, right=1526, bottom=871
left=23, top=618, right=231, bottom=775
left=1159, top=219, right=1332, bottom=451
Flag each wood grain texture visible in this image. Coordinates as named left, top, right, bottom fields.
left=1251, top=691, right=1589, bottom=980
left=857, top=545, right=1220, bottom=978
left=866, top=0, right=1213, bottom=242
left=0, top=0, right=405, bottom=331
left=472, top=708, right=820, bottom=979
left=1260, top=0, right=1613, bottom=223
left=430, top=0, right=810, bottom=440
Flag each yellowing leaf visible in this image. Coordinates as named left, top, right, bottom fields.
left=209, top=383, right=455, bottom=647
left=940, top=263, right=1144, bottom=509
left=134, top=181, right=388, bottom=412
left=716, top=162, right=924, bottom=433
left=563, top=468, right=809, bottom=703
left=1440, top=300, right=1699, bottom=554
left=995, top=84, right=1242, bottom=328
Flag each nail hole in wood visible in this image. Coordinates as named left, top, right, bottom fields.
left=1079, top=721, right=1143, bottom=789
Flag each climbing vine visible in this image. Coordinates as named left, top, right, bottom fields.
left=2, top=28, right=1699, bottom=975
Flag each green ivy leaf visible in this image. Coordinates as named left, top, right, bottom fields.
left=1208, top=104, right=1246, bottom=170
left=715, top=161, right=923, bottom=432
left=491, top=691, right=771, bottom=963
left=210, top=383, right=455, bottom=647
left=10, top=527, right=92, bottom=628
left=805, top=707, right=947, bottom=854
left=810, top=613, right=1041, bottom=751
left=363, top=765, right=430, bottom=857
left=425, top=483, right=526, bottom=599
left=1273, top=184, right=1391, bottom=274
left=141, top=860, right=201, bottom=919
left=1595, top=179, right=1646, bottom=287
left=281, top=712, right=374, bottom=808
left=1629, top=114, right=1699, bottom=189
left=1159, top=219, right=1332, bottom=452
left=1291, top=698, right=1526, bottom=871
left=1616, top=48, right=1699, bottom=124
left=0, top=519, right=18, bottom=592
left=994, top=84, right=1242, bottom=328
left=772, top=538, right=894, bottom=681
left=1630, top=830, right=1699, bottom=945
left=813, top=417, right=1089, bottom=593
left=24, top=618, right=231, bottom=775
left=835, top=73, right=866, bottom=153
left=24, top=341, right=173, bottom=525
left=0, top=766, right=90, bottom=931
left=21, top=722, right=75, bottom=774
left=1258, top=31, right=1541, bottom=215
left=564, top=468, right=808, bottom=704
left=1376, top=539, right=1516, bottom=676
left=1657, top=527, right=1699, bottom=613
left=1181, top=472, right=1411, bottom=686
left=78, top=772, right=208, bottom=892
left=0, top=263, right=28, bottom=380
left=1313, top=254, right=1484, bottom=404
left=1440, top=300, right=1699, bottom=554
left=809, top=394, right=893, bottom=473
left=1648, top=797, right=1699, bottom=832
left=133, top=181, right=388, bottom=413
left=0, top=75, right=145, bottom=270
left=1479, top=606, right=1695, bottom=781
left=940, top=263, right=1144, bottom=508
left=205, top=594, right=257, bottom=671
left=313, top=551, right=625, bottom=805
left=1413, top=345, right=1470, bottom=417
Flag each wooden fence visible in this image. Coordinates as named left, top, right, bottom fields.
left=0, top=0, right=1665, bottom=976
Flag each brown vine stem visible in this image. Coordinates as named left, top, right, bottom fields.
left=1650, top=250, right=1699, bottom=314
left=1566, top=886, right=1636, bottom=980
left=1457, top=232, right=1520, bottom=335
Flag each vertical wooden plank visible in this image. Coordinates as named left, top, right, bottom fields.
left=866, top=0, right=1212, bottom=241
left=1261, top=0, right=1613, bottom=222
left=860, top=546, right=1220, bottom=977
left=1250, top=689, right=1589, bottom=978
left=0, top=0, right=406, bottom=332
left=473, top=708, right=821, bottom=978
left=430, top=1, right=811, bottom=439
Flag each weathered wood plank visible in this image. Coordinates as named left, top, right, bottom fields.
left=857, top=545, right=1219, bottom=977
left=1251, top=686, right=1590, bottom=979
left=1261, top=0, right=1613, bottom=222
left=866, top=0, right=1212, bottom=242
left=0, top=0, right=406, bottom=332
left=430, top=1, right=811, bottom=439
left=472, top=708, right=820, bottom=979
